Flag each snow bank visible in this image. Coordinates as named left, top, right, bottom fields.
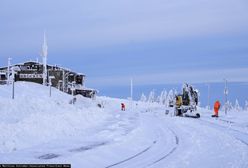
left=0, top=82, right=111, bottom=153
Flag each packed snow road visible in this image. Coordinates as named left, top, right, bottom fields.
left=0, top=82, right=248, bottom=168
left=108, top=111, right=248, bottom=168
left=1, top=109, right=248, bottom=168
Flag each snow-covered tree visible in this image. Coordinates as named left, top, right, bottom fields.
left=140, top=93, right=147, bottom=102
left=225, top=101, right=233, bottom=111
left=167, top=89, right=175, bottom=107
left=160, top=90, right=168, bottom=105
left=234, top=99, right=242, bottom=111
left=158, top=89, right=167, bottom=105
left=245, top=100, right=248, bottom=111
left=156, top=95, right=160, bottom=103
left=163, top=90, right=168, bottom=105
left=148, top=90, right=155, bottom=103
left=174, top=89, right=178, bottom=97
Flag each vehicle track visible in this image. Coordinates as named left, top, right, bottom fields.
left=147, top=128, right=179, bottom=167
left=198, top=118, right=248, bottom=146
left=105, top=125, right=179, bottom=168
left=105, top=141, right=157, bottom=168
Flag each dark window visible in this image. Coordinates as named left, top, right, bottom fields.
left=76, top=76, right=82, bottom=84
left=0, top=74, right=6, bottom=80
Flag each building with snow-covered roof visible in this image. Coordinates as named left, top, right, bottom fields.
left=0, top=33, right=97, bottom=98
left=0, top=61, right=97, bottom=98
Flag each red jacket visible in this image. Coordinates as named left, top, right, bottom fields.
left=214, top=101, right=221, bottom=109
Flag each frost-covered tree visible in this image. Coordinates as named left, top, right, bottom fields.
left=148, top=90, right=155, bottom=103
left=167, top=89, right=175, bottom=107
left=163, top=90, right=168, bottom=105
left=160, top=90, right=168, bottom=105
left=225, top=101, right=233, bottom=111
left=140, top=93, right=147, bottom=102
left=174, top=89, right=178, bottom=97
left=156, top=95, right=160, bottom=103
left=245, top=100, right=248, bottom=111
left=234, top=99, right=242, bottom=111
left=158, top=89, right=167, bottom=105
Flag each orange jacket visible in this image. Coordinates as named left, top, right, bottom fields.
left=214, top=101, right=221, bottom=109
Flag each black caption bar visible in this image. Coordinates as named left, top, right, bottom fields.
left=0, top=164, right=71, bottom=168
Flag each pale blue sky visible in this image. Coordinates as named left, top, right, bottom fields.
left=1, top=0, right=248, bottom=89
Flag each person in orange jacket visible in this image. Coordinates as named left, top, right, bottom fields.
left=121, top=103, right=125, bottom=111
left=212, top=100, right=221, bottom=117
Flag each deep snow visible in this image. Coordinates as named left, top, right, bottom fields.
left=0, top=82, right=248, bottom=168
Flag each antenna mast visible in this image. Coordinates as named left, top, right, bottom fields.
left=41, top=31, right=48, bottom=85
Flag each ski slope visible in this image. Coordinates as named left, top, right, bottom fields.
left=0, top=82, right=248, bottom=168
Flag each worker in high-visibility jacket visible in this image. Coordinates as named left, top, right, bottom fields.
left=212, top=100, right=221, bottom=117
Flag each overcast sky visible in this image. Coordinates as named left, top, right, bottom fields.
left=1, top=0, right=248, bottom=88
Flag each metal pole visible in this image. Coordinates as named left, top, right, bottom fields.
left=42, top=31, right=48, bottom=86
left=131, top=78, right=133, bottom=101
left=131, top=78, right=133, bottom=110
left=7, top=57, right=11, bottom=85
left=49, top=78, right=52, bottom=97
left=71, top=83, right=75, bottom=105
left=62, top=70, right=65, bottom=92
left=11, top=68, right=15, bottom=99
left=224, top=79, right=228, bottom=115
left=207, top=84, right=210, bottom=110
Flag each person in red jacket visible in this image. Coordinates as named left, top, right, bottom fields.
left=212, top=100, right=221, bottom=117
left=121, top=103, right=125, bottom=111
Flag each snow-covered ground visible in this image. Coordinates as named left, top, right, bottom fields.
left=0, top=82, right=248, bottom=168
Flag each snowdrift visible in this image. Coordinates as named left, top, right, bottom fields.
left=0, top=82, right=113, bottom=153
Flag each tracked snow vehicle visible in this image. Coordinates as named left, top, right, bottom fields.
left=175, top=83, right=200, bottom=118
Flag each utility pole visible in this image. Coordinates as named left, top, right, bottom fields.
left=7, top=57, right=12, bottom=85
left=224, top=79, right=228, bottom=115
left=62, top=70, right=65, bottom=92
left=49, top=77, right=52, bottom=97
left=131, top=78, right=133, bottom=101
left=206, top=83, right=210, bottom=110
left=130, top=78, right=133, bottom=110
left=71, top=82, right=76, bottom=105
left=11, top=67, right=15, bottom=99
left=41, top=31, right=48, bottom=86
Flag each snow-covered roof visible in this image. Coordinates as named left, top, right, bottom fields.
left=0, top=60, right=85, bottom=76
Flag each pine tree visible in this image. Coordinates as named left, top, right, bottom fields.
left=244, top=100, right=248, bottom=111
left=148, top=90, right=155, bottom=103
left=140, top=93, right=147, bottom=102
left=158, top=90, right=166, bottom=104
left=167, top=89, right=174, bottom=107
left=234, top=99, right=242, bottom=111
left=226, top=100, right=233, bottom=111
left=162, top=90, right=168, bottom=105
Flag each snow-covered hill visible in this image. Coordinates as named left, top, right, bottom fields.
left=0, top=82, right=248, bottom=168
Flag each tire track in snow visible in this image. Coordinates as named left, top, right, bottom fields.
left=199, top=119, right=248, bottom=136
left=106, top=126, right=179, bottom=168
left=147, top=127, right=179, bottom=167
left=105, top=140, right=157, bottom=168
left=235, top=137, right=248, bottom=146
left=198, top=119, right=248, bottom=147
